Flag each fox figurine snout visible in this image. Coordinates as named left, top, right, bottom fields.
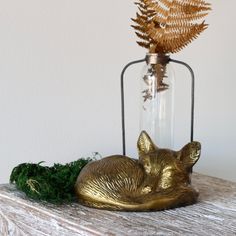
left=75, top=131, right=201, bottom=211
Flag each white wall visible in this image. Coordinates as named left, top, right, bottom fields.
left=0, top=1, right=235, bottom=183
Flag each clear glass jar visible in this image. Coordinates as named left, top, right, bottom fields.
left=140, top=53, right=175, bottom=149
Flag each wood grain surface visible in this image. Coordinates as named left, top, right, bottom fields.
left=0, top=173, right=236, bottom=236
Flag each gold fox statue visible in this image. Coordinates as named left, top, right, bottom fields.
left=75, top=131, right=201, bottom=211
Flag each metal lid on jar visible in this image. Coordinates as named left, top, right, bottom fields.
left=146, top=53, right=170, bottom=65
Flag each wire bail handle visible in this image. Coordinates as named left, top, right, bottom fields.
left=120, top=57, right=195, bottom=155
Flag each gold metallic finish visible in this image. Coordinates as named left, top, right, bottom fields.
left=132, top=0, right=211, bottom=54
left=143, top=53, right=170, bottom=102
left=146, top=53, right=170, bottom=65
left=75, top=131, right=201, bottom=211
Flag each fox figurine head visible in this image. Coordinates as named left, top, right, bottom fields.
left=137, top=131, right=201, bottom=190
left=75, top=131, right=201, bottom=211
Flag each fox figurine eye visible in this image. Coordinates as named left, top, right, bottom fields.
left=75, top=131, right=201, bottom=211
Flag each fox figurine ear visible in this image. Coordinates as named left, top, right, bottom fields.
left=178, top=141, right=201, bottom=170
left=137, top=131, right=157, bottom=155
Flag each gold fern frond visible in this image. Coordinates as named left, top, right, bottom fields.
left=135, top=32, right=151, bottom=41
left=137, top=41, right=150, bottom=49
left=132, top=0, right=211, bottom=53
left=131, top=0, right=158, bottom=48
left=131, top=24, right=147, bottom=34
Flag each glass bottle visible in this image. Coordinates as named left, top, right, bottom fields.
left=140, top=53, right=175, bottom=149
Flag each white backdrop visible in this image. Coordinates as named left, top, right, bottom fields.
left=0, top=1, right=235, bottom=183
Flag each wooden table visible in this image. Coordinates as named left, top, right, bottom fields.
left=0, top=173, right=236, bottom=236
